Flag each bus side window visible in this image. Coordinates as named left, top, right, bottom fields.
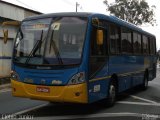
left=109, top=25, right=120, bottom=54
left=133, top=32, right=142, bottom=54
left=149, top=37, right=156, bottom=55
left=142, top=35, right=149, bottom=54
left=89, top=25, right=106, bottom=78
left=121, top=28, right=132, bottom=54
left=153, top=38, right=156, bottom=55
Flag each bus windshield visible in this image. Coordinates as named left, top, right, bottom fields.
left=13, top=17, right=87, bottom=66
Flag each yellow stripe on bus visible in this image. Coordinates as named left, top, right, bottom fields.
left=89, top=69, right=145, bottom=83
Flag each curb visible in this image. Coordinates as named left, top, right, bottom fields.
left=0, top=77, right=11, bottom=85
left=0, top=83, right=11, bottom=90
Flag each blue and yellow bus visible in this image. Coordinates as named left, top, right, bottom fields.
left=11, top=12, right=157, bottom=106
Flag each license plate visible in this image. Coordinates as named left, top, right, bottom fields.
left=36, top=86, right=50, bottom=93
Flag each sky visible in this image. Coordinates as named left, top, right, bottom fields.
left=2, top=0, right=160, bottom=50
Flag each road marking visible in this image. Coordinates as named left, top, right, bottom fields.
left=0, top=89, right=11, bottom=93
left=117, top=101, right=160, bottom=106
left=130, top=95, right=157, bottom=104
left=35, top=112, right=159, bottom=120
left=13, top=103, right=48, bottom=115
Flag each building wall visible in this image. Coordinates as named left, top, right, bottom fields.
left=0, top=40, right=13, bottom=77
left=0, top=25, right=17, bottom=77
left=0, top=1, right=41, bottom=77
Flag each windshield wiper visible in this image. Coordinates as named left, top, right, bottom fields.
left=49, top=30, right=63, bottom=65
left=25, top=30, right=44, bottom=64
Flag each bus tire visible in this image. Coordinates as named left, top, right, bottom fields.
left=141, top=72, right=149, bottom=90
left=106, top=81, right=116, bottom=107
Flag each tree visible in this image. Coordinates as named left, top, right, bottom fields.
left=103, top=0, right=156, bottom=26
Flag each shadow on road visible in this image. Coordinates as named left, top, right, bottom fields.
left=21, top=86, right=152, bottom=117
left=23, top=101, right=110, bottom=117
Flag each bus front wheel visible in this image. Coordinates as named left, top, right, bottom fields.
left=106, top=81, right=116, bottom=107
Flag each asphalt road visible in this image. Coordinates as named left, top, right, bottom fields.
left=0, top=90, right=47, bottom=115
left=1, top=69, right=160, bottom=120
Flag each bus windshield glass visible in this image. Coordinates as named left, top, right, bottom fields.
left=13, top=17, right=87, bottom=66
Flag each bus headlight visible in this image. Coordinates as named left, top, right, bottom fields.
left=10, top=71, right=20, bottom=81
left=68, top=72, right=85, bottom=85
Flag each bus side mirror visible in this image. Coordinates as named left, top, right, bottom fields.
left=3, top=29, right=8, bottom=44
left=96, top=30, right=103, bottom=45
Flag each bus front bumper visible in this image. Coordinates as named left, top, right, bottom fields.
left=11, top=80, right=88, bottom=104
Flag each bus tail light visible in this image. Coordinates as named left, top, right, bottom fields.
left=10, top=71, right=20, bottom=81
left=68, top=72, right=85, bottom=85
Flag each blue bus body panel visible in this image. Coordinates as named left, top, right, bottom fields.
left=88, top=63, right=110, bottom=103
left=86, top=12, right=156, bottom=103
left=86, top=15, right=110, bottom=103
left=88, top=79, right=110, bottom=103
left=13, top=65, right=79, bottom=86
left=108, top=55, right=144, bottom=74
left=108, top=55, right=155, bottom=92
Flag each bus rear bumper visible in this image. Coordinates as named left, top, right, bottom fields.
left=11, top=80, right=88, bottom=104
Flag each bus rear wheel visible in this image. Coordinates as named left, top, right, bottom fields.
left=141, top=72, right=149, bottom=90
